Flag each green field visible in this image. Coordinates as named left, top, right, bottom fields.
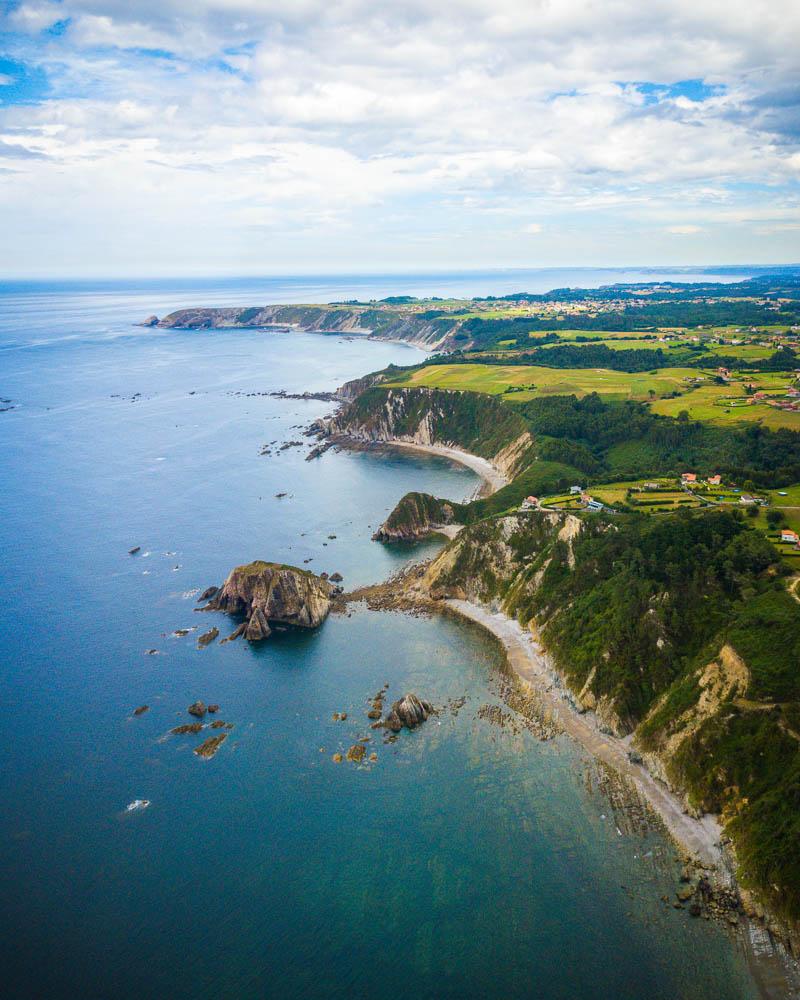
left=387, top=363, right=700, bottom=402
left=651, top=377, right=800, bottom=430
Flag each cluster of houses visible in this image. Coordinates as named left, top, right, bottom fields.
left=681, top=472, right=721, bottom=487
left=521, top=488, right=604, bottom=513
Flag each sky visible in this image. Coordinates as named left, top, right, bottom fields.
left=0, top=0, right=799, bottom=277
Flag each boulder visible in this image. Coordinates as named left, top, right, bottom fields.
left=391, top=693, right=434, bottom=729
left=329, top=572, right=343, bottom=583
left=346, top=744, right=366, bottom=763
left=188, top=701, right=206, bottom=718
left=208, top=704, right=220, bottom=713
left=141, top=315, right=159, bottom=327
left=133, top=705, right=149, bottom=716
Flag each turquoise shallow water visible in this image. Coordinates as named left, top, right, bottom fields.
left=0, top=277, right=760, bottom=998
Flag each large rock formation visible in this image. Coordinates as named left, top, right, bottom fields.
left=203, top=561, right=337, bottom=641
left=372, top=491, right=460, bottom=541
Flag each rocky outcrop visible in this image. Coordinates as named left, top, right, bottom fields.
left=204, top=561, right=337, bottom=641
left=373, top=492, right=460, bottom=541
left=384, top=693, right=435, bottom=732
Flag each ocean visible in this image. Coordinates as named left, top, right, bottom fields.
left=0, top=272, right=764, bottom=998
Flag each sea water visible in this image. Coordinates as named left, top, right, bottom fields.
left=0, top=276, right=762, bottom=998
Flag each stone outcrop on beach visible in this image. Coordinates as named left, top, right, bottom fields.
left=202, top=561, right=337, bottom=641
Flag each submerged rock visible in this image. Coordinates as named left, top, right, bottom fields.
left=346, top=744, right=366, bottom=763
left=128, top=546, right=141, bottom=555
left=221, top=622, right=247, bottom=643
left=133, top=705, right=149, bottom=716
left=204, top=560, right=337, bottom=641
left=194, top=734, right=227, bottom=759
left=171, top=722, right=204, bottom=735
left=197, top=627, right=219, bottom=647
left=208, top=704, right=220, bottom=713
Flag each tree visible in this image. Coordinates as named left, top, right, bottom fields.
left=767, top=509, right=786, bottom=529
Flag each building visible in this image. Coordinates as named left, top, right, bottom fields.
left=569, top=485, right=583, bottom=495
left=585, top=497, right=604, bottom=512
left=520, top=496, right=539, bottom=510
left=707, top=474, right=722, bottom=486
left=681, top=473, right=697, bottom=484
left=739, top=495, right=756, bottom=506
left=781, top=530, right=799, bottom=544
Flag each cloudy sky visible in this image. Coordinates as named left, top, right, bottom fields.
left=1, top=0, right=799, bottom=276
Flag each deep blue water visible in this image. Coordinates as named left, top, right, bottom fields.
left=0, top=276, right=762, bottom=998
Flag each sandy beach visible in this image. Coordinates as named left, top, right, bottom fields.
left=377, top=439, right=508, bottom=497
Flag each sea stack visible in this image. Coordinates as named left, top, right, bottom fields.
left=202, top=561, right=338, bottom=640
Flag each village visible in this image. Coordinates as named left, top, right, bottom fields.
left=520, top=473, right=800, bottom=559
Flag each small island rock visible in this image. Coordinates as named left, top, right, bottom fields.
left=204, top=560, right=337, bottom=641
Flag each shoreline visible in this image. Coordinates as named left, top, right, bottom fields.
left=354, top=438, right=508, bottom=498
left=441, top=598, right=724, bottom=864
left=432, top=598, right=800, bottom=998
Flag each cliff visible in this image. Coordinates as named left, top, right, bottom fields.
left=204, top=561, right=337, bottom=640
left=150, top=305, right=464, bottom=351
left=325, top=386, right=534, bottom=480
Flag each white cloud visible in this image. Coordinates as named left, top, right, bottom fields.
left=0, top=75, right=15, bottom=86
left=1, top=0, right=799, bottom=273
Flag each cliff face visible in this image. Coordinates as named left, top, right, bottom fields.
left=152, top=305, right=464, bottom=351
left=327, top=387, right=533, bottom=478
left=206, top=561, right=336, bottom=639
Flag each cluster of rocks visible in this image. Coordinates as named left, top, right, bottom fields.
left=173, top=702, right=233, bottom=758
left=330, top=688, right=435, bottom=765
left=269, top=389, right=339, bottom=402
left=670, top=863, right=742, bottom=924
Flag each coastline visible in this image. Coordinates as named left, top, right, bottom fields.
left=379, top=439, right=508, bottom=497
left=441, top=598, right=724, bottom=865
